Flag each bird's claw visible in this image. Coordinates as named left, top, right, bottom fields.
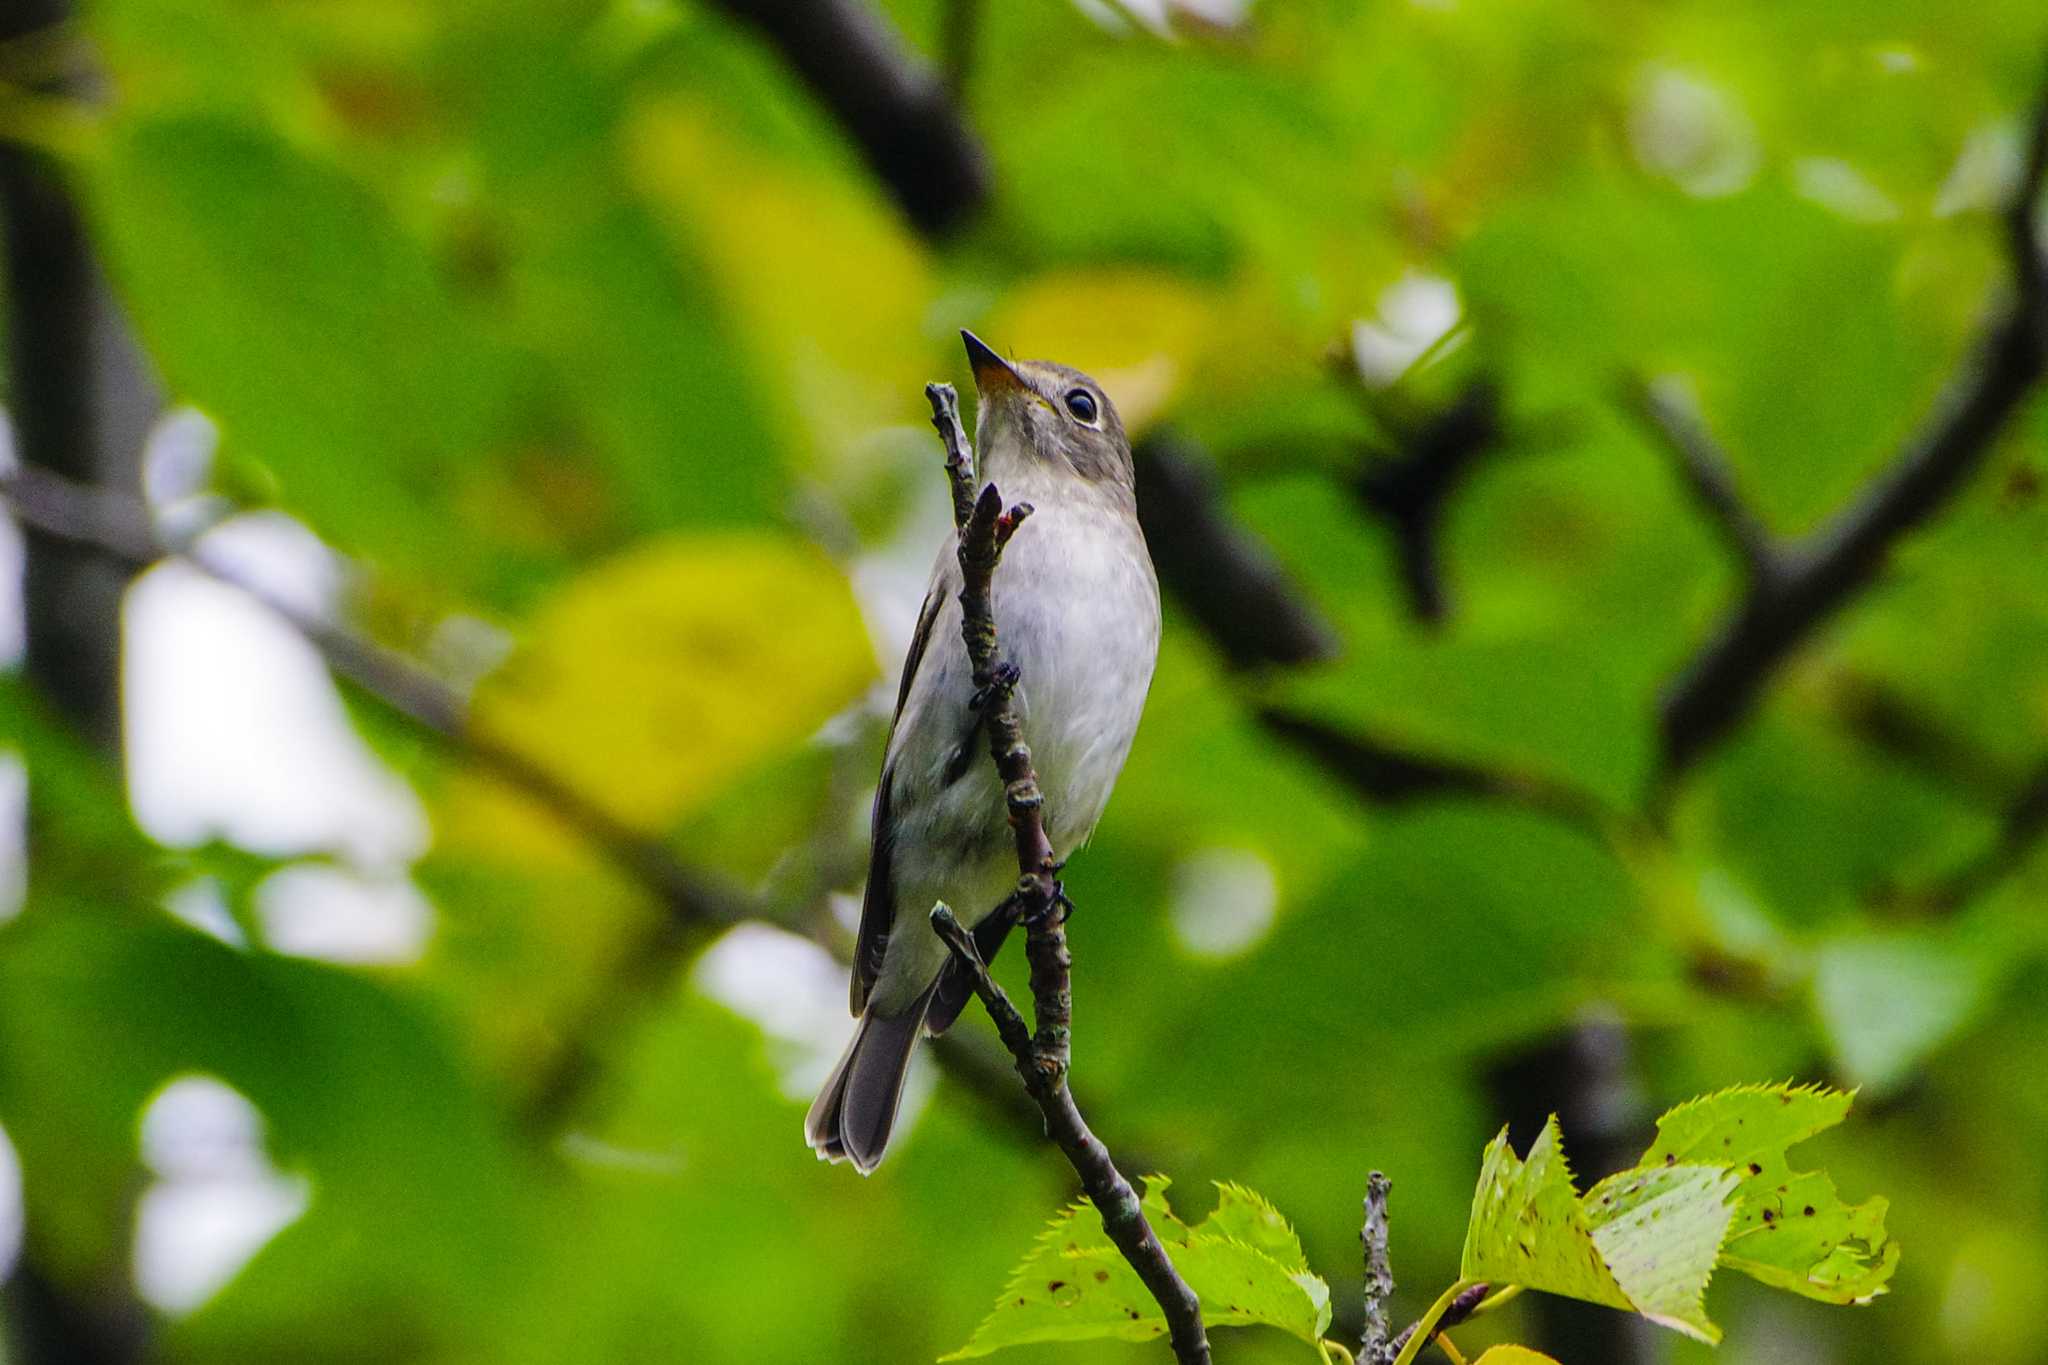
left=972, top=660, right=1021, bottom=711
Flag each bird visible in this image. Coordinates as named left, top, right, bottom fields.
left=806, top=330, right=1162, bottom=1173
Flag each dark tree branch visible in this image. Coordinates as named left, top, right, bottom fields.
left=923, top=382, right=1211, bottom=1365
left=1, top=5, right=157, bottom=1356
left=712, top=0, right=987, bottom=238
left=1258, top=706, right=1617, bottom=840
left=1626, top=375, right=1780, bottom=581
left=0, top=463, right=1084, bottom=1146
left=1352, top=379, right=1503, bottom=626
left=1907, top=757, right=2048, bottom=913
left=1485, top=1013, right=1657, bottom=1365
left=1357, top=1172, right=1397, bottom=1365
left=1655, top=80, right=2048, bottom=782
left=1828, top=672, right=2023, bottom=807
left=1135, top=432, right=1341, bottom=670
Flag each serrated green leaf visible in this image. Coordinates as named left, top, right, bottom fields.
left=1460, top=1118, right=1737, bottom=1342
left=1583, top=1163, right=1741, bottom=1339
left=1203, top=1182, right=1313, bottom=1269
left=1632, top=1084, right=1899, bottom=1303
left=945, top=1177, right=1331, bottom=1359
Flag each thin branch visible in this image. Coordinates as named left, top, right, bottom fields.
left=923, top=382, right=1211, bottom=1364
left=1258, top=706, right=1618, bottom=841
left=1625, top=374, right=1779, bottom=580
left=1135, top=432, right=1340, bottom=670
left=927, top=380, right=979, bottom=531
left=931, top=907, right=1208, bottom=1364
left=1656, top=75, right=2048, bottom=782
left=712, top=0, right=987, bottom=238
left=1358, top=1172, right=1397, bottom=1365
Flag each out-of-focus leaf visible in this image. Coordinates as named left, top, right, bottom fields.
left=626, top=98, right=933, bottom=479
left=89, top=114, right=518, bottom=578
left=443, top=533, right=875, bottom=857
left=0, top=909, right=536, bottom=1342
left=1813, top=928, right=2008, bottom=1093
left=978, top=270, right=1222, bottom=431
left=945, top=1177, right=1330, bottom=1358
left=1633, top=1084, right=1900, bottom=1304
left=446, top=25, right=787, bottom=541
left=1473, top=1350, right=1563, bottom=1365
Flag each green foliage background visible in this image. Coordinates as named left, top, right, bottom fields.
left=3, top=0, right=2047, bottom=1361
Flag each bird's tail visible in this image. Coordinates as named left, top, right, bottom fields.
left=805, top=982, right=938, bottom=1174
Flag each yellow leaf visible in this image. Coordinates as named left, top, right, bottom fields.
left=980, top=270, right=1222, bottom=432
left=441, top=533, right=876, bottom=862
left=626, top=100, right=933, bottom=474
left=1473, top=1349, right=1563, bottom=1365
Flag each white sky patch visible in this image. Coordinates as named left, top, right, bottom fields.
left=256, top=863, right=432, bottom=965
left=1629, top=66, right=1759, bottom=198
left=1169, top=846, right=1279, bottom=960
left=123, top=522, right=428, bottom=871
left=849, top=474, right=954, bottom=685
left=0, top=754, right=23, bottom=923
left=1350, top=270, right=1462, bottom=389
left=694, top=922, right=862, bottom=1100
left=133, top=1075, right=310, bottom=1316
left=0, top=1122, right=20, bottom=1284
left=163, top=877, right=248, bottom=947
left=1794, top=157, right=1900, bottom=224
left=1935, top=122, right=2023, bottom=219
left=692, top=921, right=940, bottom=1156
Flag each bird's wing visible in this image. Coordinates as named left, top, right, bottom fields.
left=850, top=578, right=947, bottom=1015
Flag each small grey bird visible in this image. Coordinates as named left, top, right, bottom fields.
left=806, top=331, right=1161, bottom=1173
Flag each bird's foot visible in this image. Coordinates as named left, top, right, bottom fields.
left=972, top=660, right=1020, bottom=711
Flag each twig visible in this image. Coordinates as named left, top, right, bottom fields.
left=1389, top=1281, right=1488, bottom=1365
left=1626, top=374, right=1779, bottom=580
left=927, top=380, right=978, bottom=531
left=1135, top=432, right=1340, bottom=670
left=1358, top=1172, right=1397, bottom=1365
left=712, top=0, right=987, bottom=237
left=923, top=383, right=1211, bottom=1364
left=1655, top=74, right=2048, bottom=782
left=930, top=908, right=1208, bottom=1364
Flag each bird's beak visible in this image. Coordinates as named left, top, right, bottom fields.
left=961, top=330, right=1026, bottom=395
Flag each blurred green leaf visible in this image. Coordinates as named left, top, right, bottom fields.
left=90, top=114, right=518, bottom=577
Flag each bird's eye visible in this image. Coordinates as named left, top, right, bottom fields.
left=1064, top=389, right=1098, bottom=423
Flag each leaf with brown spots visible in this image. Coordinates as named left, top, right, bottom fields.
left=1460, top=1117, right=1737, bottom=1342
left=943, top=1177, right=1331, bottom=1359
left=1626, top=1083, right=1899, bottom=1304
